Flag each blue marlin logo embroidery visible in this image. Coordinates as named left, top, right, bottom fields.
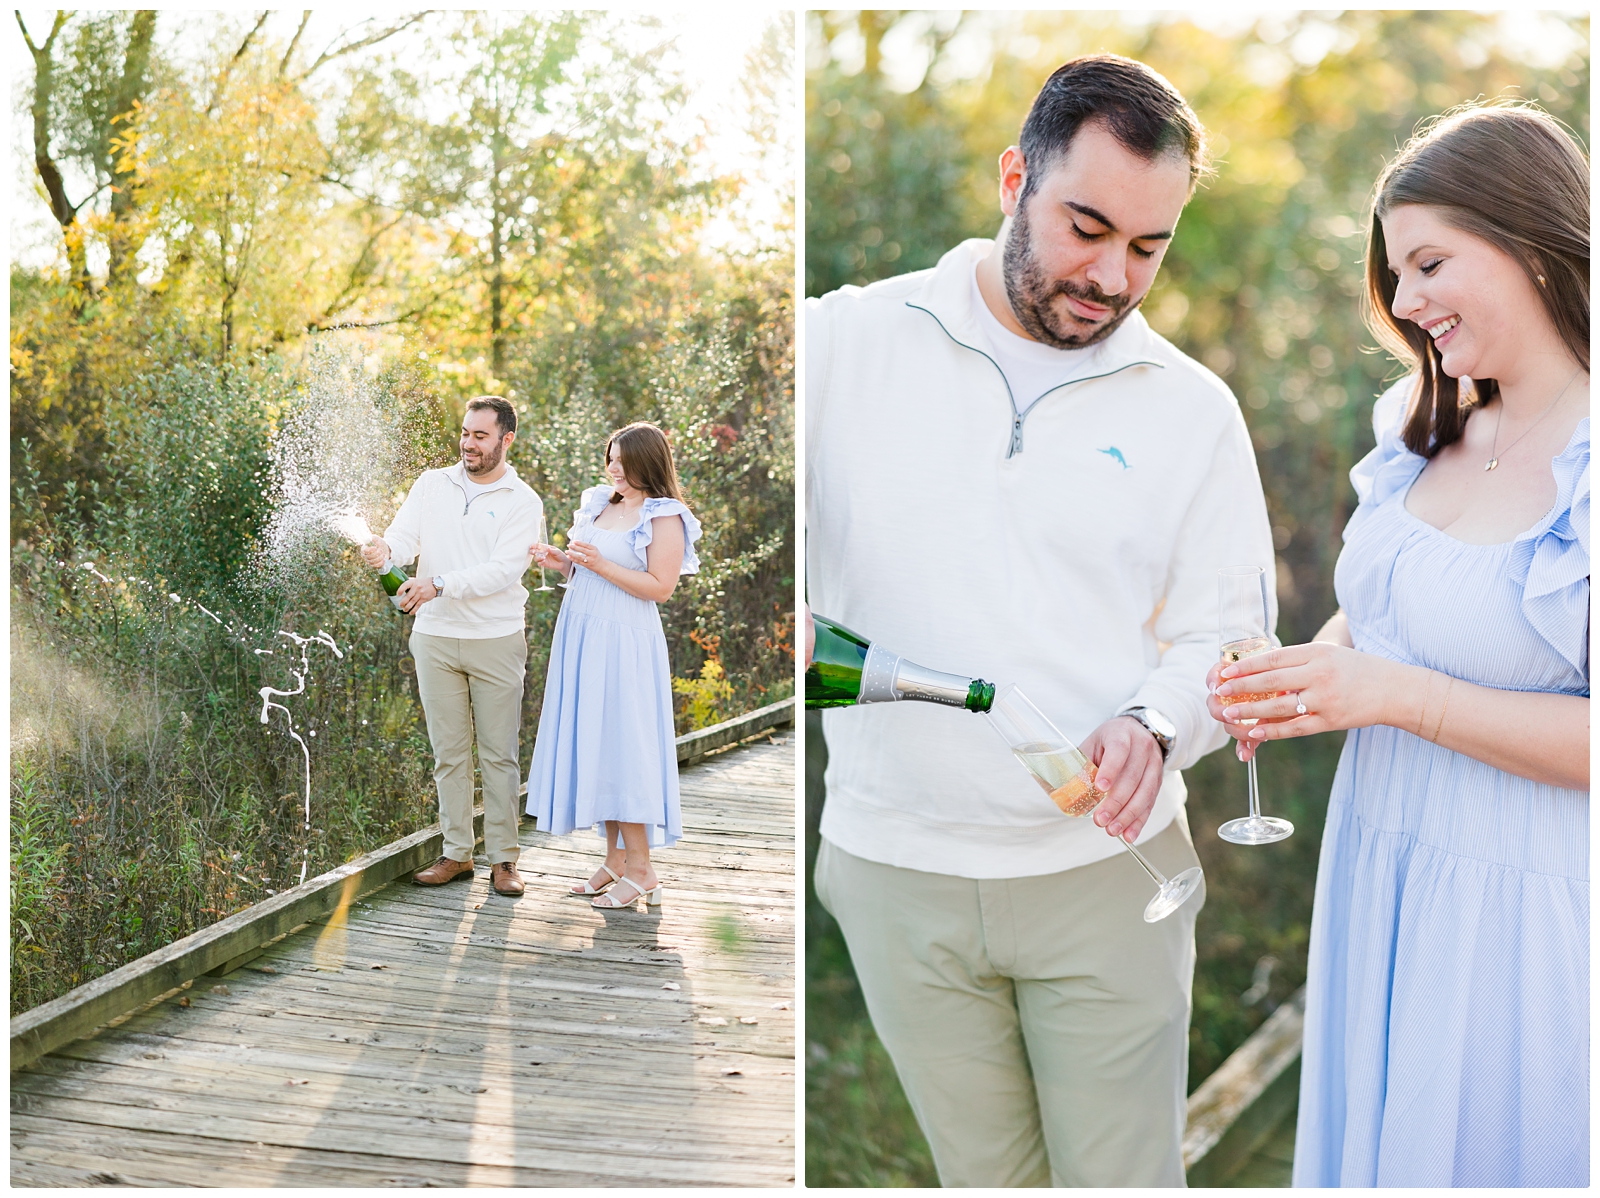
left=1097, top=446, right=1130, bottom=469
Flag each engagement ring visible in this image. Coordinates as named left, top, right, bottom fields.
left=1295, top=693, right=1308, bottom=715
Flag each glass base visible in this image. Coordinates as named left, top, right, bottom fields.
left=1218, top=815, right=1294, bottom=845
left=1143, top=866, right=1204, bottom=923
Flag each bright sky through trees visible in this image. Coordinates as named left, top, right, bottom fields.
left=9, top=8, right=790, bottom=269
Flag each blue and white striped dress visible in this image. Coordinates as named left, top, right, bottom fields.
left=1294, top=383, right=1589, bottom=1187
left=526, top=486, right=701, bottom=849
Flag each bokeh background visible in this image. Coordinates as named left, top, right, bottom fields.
left=10, top=10, right=794, bottom=1013
left=804, top=8, right=1588, bottom=1186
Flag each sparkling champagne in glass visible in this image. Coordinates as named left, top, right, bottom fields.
left=1217, top=565, right=1293, bottom=845
left=988, top=684, right=1203, bottom=923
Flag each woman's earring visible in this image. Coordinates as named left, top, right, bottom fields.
left=1537, top=274, right=1548, bottom=287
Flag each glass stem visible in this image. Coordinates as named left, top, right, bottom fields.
left=1119, top=839, right=1168, bottom=887
left=1247, top=755, right=1261, bottom=820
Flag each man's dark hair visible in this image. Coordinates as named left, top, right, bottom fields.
left=1018, top=54, right=1209, bottom=200
left=465, top=394, right=517, bottom=438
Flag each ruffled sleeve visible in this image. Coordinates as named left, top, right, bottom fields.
left=1345, top=376, right=1427, bottom=543
left=631, top=497, right=703, bottom=576
left=569, top=484, right=614, bottom=539
left=1509, top=420, right=1590, bottom=679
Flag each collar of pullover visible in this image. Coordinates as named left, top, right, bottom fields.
left=446, top=460, right=523, bottom=493
left=909, top=238, right=1161, bottom=387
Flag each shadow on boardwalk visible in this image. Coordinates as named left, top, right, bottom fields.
left=11, top=735, right=796, bottom=1187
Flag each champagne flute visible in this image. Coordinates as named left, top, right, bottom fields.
left=533, top=511, right=554, bottom=593
left=566, top=505, right=596, bottom=586
left=987, top=684, right=1203, bottom=923
left=1216, top=565, right=1294, bottom=845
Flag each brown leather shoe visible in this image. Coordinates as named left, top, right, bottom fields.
left=412, top=856, right=476, bottom=886
left=490, top=862, right=525, bottom=897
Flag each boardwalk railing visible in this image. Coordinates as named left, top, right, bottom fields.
left=9, top=697, right=796, bottom=1073
left=1183, top=986, right=1306, bottom=1185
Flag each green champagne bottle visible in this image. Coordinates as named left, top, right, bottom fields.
left=378, top=560, right=408, bottom=611
left=806, top=614, right=995, bottom=713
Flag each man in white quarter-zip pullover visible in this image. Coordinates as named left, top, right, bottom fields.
left=806, top=56, right=1276, bottom=1186
left=362, top=396, right=543, bottom=899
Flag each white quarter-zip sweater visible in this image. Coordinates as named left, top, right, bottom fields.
left=383, top=461, right=544, bottom=639
left=805, top=239, right=1277, bottom=878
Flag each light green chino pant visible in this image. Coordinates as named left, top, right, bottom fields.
left=409, top=630, right=525, bottom=866
left=814, top=816, right=1203, bottom=1188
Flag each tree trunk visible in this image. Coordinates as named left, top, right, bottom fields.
left=489, top=140, right=506, bottom=382
left=18, top=13, right=90, bottom=294
left=107, top=10, right=158, bottom=280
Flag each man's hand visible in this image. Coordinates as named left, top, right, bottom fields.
left=395, top=576, right=439, bottom=614
left=1079, top=715, right=1166, bottom=842
left=361, top=537, right=391, bottom=569
left=530, top=542, right=571, bottom=576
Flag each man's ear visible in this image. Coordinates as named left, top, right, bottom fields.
left=998, top=146, right=1027, bottom=218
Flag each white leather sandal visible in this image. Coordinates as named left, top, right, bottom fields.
left=569, top=862, right=621, bottom=896
left=591, top=876, right=662, bottom=909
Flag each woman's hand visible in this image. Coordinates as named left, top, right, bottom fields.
left=1210, top=641, right=1408, bottom=753
left=530, top=542, right=571, bottom=575
left=1205, top=660, right=1265, bottom=762
left=564, top=540, right=601, bottom=577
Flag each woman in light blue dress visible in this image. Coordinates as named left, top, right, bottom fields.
left=1208, top=104, right=1589, bottom=1186
left=527, top=422, right=701, bottom=909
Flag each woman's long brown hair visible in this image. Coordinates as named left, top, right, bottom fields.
left=605, top=422, right=686, bottom=503
left=1364, top=102, right=1589, bottom=457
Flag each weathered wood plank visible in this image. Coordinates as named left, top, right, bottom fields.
left=16, top=1070, right=788, bottom=1182
left=7, top=1115, right=700, bottom=1187
left=12, top=1073, right=792, bottom=1151
left=1183, top=986, right=1305, bottom=1184
left=11, top=1084, right=784, bottom=1182
left=676, top=698, right=795, bottom=766
left=20, top=1048, right=794, bottom=1116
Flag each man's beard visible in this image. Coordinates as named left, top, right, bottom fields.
left=463, top=440, right=505, bottom=477
left=1001, top=191, right=1141, bottom=349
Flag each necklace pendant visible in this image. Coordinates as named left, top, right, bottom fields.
left=1485, top=458, right=1498, bottom=471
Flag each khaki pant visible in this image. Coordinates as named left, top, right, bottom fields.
left=410, top=630, right=525, bottom=865
left=814, top=817, right=1203, bottom=1188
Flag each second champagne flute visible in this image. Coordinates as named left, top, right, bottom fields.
left=987, top=684, right=1202, bottom=923
left=564, top=506, right=596, bottom=587
left=533, top=511, right=554, bottom=592
left=1216, top=564, right=1293, bottom=845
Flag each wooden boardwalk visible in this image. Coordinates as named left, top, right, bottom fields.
left=11, top=734, right=796, bottom=1187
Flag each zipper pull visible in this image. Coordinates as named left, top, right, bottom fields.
left=1010, top=417, right=1024, bottom=457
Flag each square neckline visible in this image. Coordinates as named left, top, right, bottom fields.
left=1397, top=417, right=1587, bottom=549
left=590, top=497, right=646, bottom=536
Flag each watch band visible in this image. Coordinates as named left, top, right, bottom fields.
left=1121, top=706, right=1175, bottom=762
left=432, top=575, right=445, bottom=597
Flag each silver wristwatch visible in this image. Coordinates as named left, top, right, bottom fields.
left=1121, top=706, right=1176, bottom=762
left=432, top=575, right=445, bottom=597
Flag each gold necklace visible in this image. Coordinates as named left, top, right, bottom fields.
left=1484, top=367, right=1582, bottom=471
